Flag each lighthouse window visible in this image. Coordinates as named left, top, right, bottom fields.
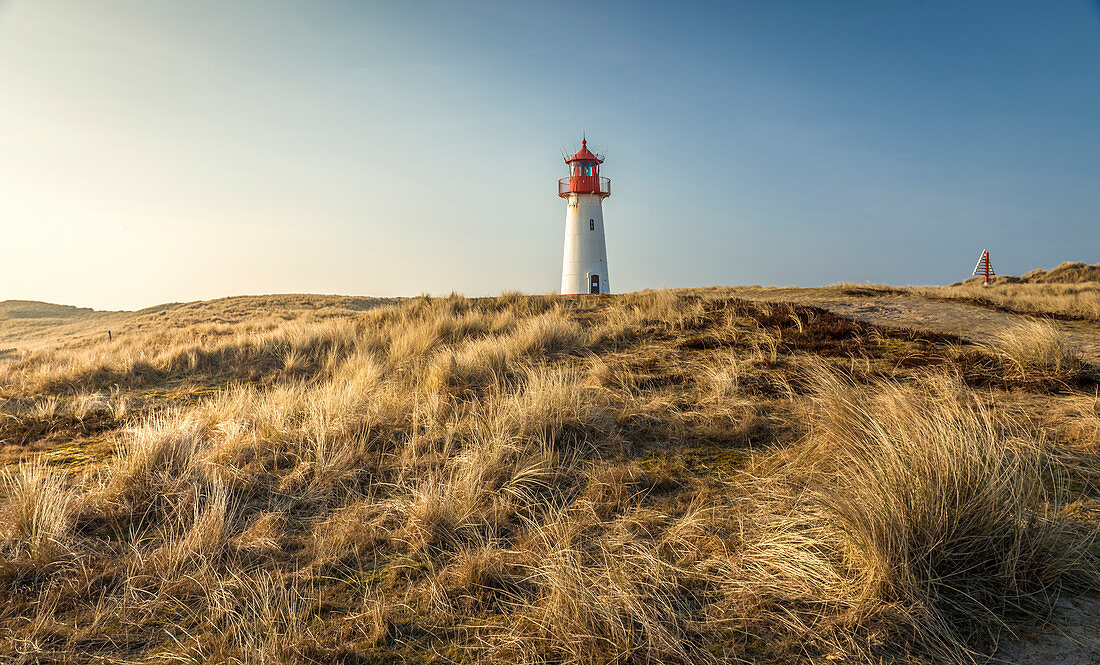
left=589, top=219, right=595, bottom=230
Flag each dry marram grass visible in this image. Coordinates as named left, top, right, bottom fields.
left=0, top=290, right=1097, bottom=663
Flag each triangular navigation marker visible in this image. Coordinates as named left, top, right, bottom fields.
left=972, top=250, right=995, bottom=286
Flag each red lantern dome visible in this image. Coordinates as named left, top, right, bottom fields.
left=559, top=138, right=611, bottom=198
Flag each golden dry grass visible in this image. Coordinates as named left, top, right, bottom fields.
left=0, top=290, right=1097, bottom=663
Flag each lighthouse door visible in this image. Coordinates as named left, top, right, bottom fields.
left=590, top=274, right=600, bottom=294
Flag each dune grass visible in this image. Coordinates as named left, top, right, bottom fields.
left=0, top=290, right=1097, bottom=663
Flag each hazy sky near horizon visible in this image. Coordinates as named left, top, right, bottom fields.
left=2, top=1, right=1099, bottom=310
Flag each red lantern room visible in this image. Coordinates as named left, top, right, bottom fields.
left=558, top=138, right=611, bottom=198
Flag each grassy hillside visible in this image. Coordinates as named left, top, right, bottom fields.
left=0, top=290, right=1097, bottom=664
left=0, top=301, right=94, bottom=320
left=811, top=273, right=1100, bottom=324
left=968, top=261, right=1100, bottom=285
left=0, top=294, right=394, bottom=350
left=905, top=281, right=1100, bottom=322
left=892, top=262, right=1100, bottom=323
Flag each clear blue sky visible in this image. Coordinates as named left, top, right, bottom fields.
left=2, top=1, right=1098, bottom=309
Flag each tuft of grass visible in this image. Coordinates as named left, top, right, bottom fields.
left=752, top=369, right=1100, bottom=659
left=426, top=336, right=510, bottom=395
left=984, top=318, right=1087, bottom=382
left=0, top=462, right=75, bottom=560
left=495, top=509, right=703, bottom=665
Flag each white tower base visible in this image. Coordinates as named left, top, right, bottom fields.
left=561, top=193, right=609, bottom=295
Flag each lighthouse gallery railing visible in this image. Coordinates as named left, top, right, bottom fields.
left=558, top=176, right=611, bottom=197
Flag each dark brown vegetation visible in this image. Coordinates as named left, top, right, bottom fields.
left=0, top=290, right=1097, bottom=664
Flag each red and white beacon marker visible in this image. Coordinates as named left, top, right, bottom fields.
left=972, top=250, right=995, bottom=287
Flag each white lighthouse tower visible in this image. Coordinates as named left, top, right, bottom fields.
left=558, top=138, right=611, bottom=294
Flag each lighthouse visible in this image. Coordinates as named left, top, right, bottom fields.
left=558, top=138, right=611, bottom=295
